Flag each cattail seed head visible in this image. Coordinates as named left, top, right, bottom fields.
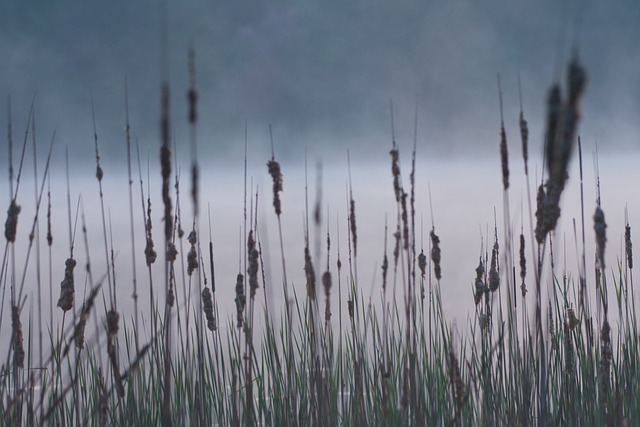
left=202, top=286, right=216, bottom=331
left=234, top=273, right=246, bottom=328
left=304, top=246, right=316, bottom=300
left=519, top=233, right=527, bottom=297
left=430, top=229, right=442, bottom=281
left=322, top=271, right=332, bottom=323
left=390, top=147, right=401, bottom=203
left=347, top=298, right=354, bottom=321
left=418, top=250, right=427, bottom=279
left=12, top=305, right=24, bottom=369
left=474, top=258, right=486, bottom=306
left=594, top=206, right=607, bottom=270
left=567, top=305, right=578, bottom=330
left=187, top=246, right=198, bottom=276
left=520, top=111, right=529, bottom=174
left=448, top=350, right=467, bottom=410
left=248, top=231, right=259, bottom=299
left=167, top=242, right=178, bottom=263
left=4, top=200, right=21, bottom=242
left=599, top=319, right=612, bottom=399
left=350, top=198, right=357, bottom=257
left=57, top=257, right=77, bottom=312
left=267, top=159, right=283, bottom=216
left=489, top=241, right=499, bottom=292
left=625, top=224, right=633, bottom=270
left=145, top=198, right=157, bottom=265
left=500, top=124, right=509, bottom=190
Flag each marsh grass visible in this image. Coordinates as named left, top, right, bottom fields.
left=1, top=54, right=640, bottom=427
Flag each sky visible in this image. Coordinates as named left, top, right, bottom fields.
left=1, top=0, right=639, bottom=163
left=1, top=1, right=640, bottom=351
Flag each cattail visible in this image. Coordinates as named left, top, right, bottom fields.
left=567, top=304, right=578, bottom=330
left=347, top=297, right=354, bottom=321
left=187, top=247, right=198, bottom=276
left=625, top=224, right=633, bottom=269
left=382, top=253, right=389, bottom=292
left=166, top=285, right=175, bottom=308
left=106, top=309, right=125, bottom=398
left=599, top=319, right=612, bottom=400
left=234, top=273, right=246, bottom=328
left=187, top=50, right=200, bottom=214
left=4, top=200, right=21, bottom=242
left=57, top=257, right=77, bottom=312
left=350, top=198, right=357, bottom=256
left=400, top=192, right=409, bottom=250
left=145, top=198, right=157, bottom=265
left=500, top=123, right=509, bottom=190
left=167, top=242, right=178, bottom=263
left=47, top=190, right=53, bottom=246
left=390, top=146, right=401, bottom=203
left=160, top=84, right=173, bottom=244
left=534, top=184, right=546, bottom=244
left=393, top=229, right=401, bottom=267
left=202, top=286, right=216, bottom=331
left=564, top=322, right=574, bottom=374
left=448, top=350, right=467, bottom=410
left=549, top=300, right=559, bottom=352
left=519, top=233, right=527, bottom=297
left=489, top=241, right=499, bottom=292
left=594, top=206, right=607, bottom=270
left=75, top=311, right=89, bottom=350
left=267, top=159, right=283, bottom=216
left=418, top=250, right=427, bottom=279
left=519, top=110, right=529, bottom=174
left=479, top=313, right=490, bottom=331
left=474, top=258, right=486, bottom=306
left=430, top=229, right=442, bottom=281
left=187, top=230, right=198, bottom=276
left=12, top=305, right=24, bottom=369
left=248, top=231, right=259, bottom=299
left=322, top=271, right=332, bottom=323
left=304, top=246, right=316, bottom=300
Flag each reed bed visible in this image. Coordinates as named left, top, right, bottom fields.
left=1, top=53, right=640, bottom=427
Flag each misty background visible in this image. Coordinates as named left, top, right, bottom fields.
left=1, top=1, right=639, bottom=351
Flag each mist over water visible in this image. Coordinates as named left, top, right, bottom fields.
left=1, top=143, right=638, bottom=357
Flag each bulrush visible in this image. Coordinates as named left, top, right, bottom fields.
left=107, top=309, right=125, bottom=398
left=202, top=285, right=216, bottom=331
left=4, top=200, right=21, bottom=242
left=489, top=241, right=499, bottom=292
left=234, top=273, right=246, bottom=328
left=57, top=257, right=77, bottom=312
left=535, top=56, right=587, bottom=243
left=430, top=229, right=442, bottom=281
left=519, top=233, right=527, bottom=297
left=418, top=250, right=426, bottom=280
left=448, top=350, right=467, bottom=411
left=267, top=158, right=283, bottom=217
left=187, top=230, right=198, bottom=276
left=594, top=206, right=607, bottom=270
left=12, top=305, right=24, bottom=369
left=474, top=258, right=486, bottom=306
left=322, top=271, right=332, bottom=323
left=304, top=246, right=316, bottom=300
left=599, top=319, right=612, bottom=400
left=248, top=231, right=259, bottom=299
left=144, top=198, right=157, bottom=265
left=625, top=224, right=633, bottom=269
